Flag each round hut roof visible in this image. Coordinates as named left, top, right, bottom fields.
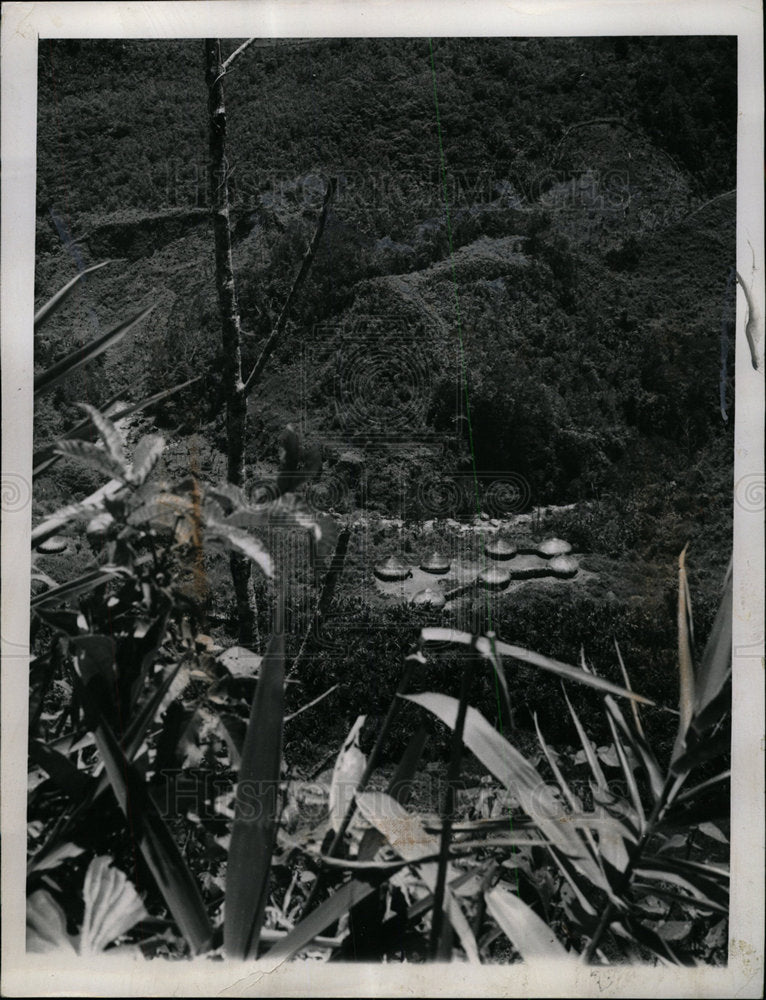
left=478, top=566, right=511, bottom=591
left=484, top=536, right=517, bottom=560
left=537, top=537, right=572, bottom=558
left=549, top=554, right=579, bottom=578
left=374, top=555, right=412, bottom=581
left=411, top=587, right=447, bottom=608
left=36, top=536, right=68, bottom=554
left=420, top=551, right=451, bottom=574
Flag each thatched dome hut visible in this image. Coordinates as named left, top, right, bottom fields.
left=549, top=554, right=579, bottom=578
left=374, top=555, right=412, bottom=581
left=484, top=536, right=517, bottom=560
left=537, top=538, right=572, bottom=558
left=478, top=566, right=511, bottom=591
left=420, top=551, right=451, bottom=574
left=411, top=587, right=447, bottom=608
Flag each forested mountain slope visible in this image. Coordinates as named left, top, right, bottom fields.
left=34, top=35, right=736, bottom=583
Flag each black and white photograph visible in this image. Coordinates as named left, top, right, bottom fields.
left=2, top=2, right=763, bottom=995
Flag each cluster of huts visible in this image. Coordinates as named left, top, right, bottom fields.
left=374, top=537, right=578, bottom=607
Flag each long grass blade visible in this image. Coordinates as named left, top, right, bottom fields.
left=672, top=544, right=695, bottom=763
left=242, top=177, right=337, bottom=398
left=420, top=628, right=654, bottom=705
left=34, top=305, right=154, bottom=396
left=264, top=875, right=386, bottom=962
left=475, top=632, right=514, bottom=729
left=561, top=686, right=607, bottom=789
left=403, top=691, right=612, bottom=896
left=673, top=770, right=730, bottom=807
left=87, top=713, right=213, bottom=953
left=224, top=632, right=285, bottom=959
left=602, top=693, right=665, bottom=803
left=631, top=882, right=728, bottom=915
left=613, top=639, right=645, bottom=739
left=431, top=662, right=470, bottom=960
left=34, top=260, right=113, bottom=329
left=604, top=713, right=645, bottom=831
left=691, top=561, right=733, bottom=727
left=30, top=566, right=123, bottom=610
left=633, top=864, right=728, bottom=911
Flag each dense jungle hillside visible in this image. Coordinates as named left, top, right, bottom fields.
left=34, top=35, right=736, bottom=752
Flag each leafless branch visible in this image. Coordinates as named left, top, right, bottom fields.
left=242, top=176, right=337, bottom=398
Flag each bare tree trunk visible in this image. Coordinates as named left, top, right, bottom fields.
left=205, top=38, right=256, bottom=645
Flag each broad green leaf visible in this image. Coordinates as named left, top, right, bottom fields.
left=79, top=856, right=148, bottom=954
left=329, top=716, right=366, bottom=835
left=697, top=821, right=729, bottom=845
left=656, top=920, right=692, bottom=942
left=27, top=841, right=85, bottom=875
left=26, top=891, right=77, bottom=953
left=127, top=491, right=196, bottom=532
left=31, top=478, right=124, bottom=547
left=128, top=434, right=165, bottom=486
left=207, top=518, right=274, bottom=578
left=355, top=791, right=439, bottom=862
left=77, top=403, right=126, bottom=466
left=33, top=393, right=123, bottom=475
left=354, top=791, right=480, bottom=963
left=34, top=260, right=112, bottom=329
left=207, top=482, right=249, bottom=511
left=35, top=379, right=200, bottom=480
left=54, top=439, right=128, bottom=482
left=34, top=305, right=154, bottom=396
left=27, top=858, right=147, bottom=955
left=485, top=883, right=568, bottom=958
left=218, top=646, right=262, bottom=679
left=224, top=633, right=285, bottom=959
left=612, top=916, right=691, bottom=966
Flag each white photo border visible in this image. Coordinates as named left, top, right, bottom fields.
left=2, top=2, right=763, bottom=995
